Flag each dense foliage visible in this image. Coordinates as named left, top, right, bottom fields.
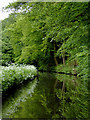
left=1, top=1, right=89, bottom=119
left=1, top=64, right=37, bottom=93
left=2, top=2, right=89, bottom=74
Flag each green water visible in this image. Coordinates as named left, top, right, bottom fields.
left=2, top=72, right=88, bottom=119
left=2, top=72, right=57, bottom=118
left=2, top=78, right=37, bottom=118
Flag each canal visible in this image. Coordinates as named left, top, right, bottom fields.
left=2, top=72, right=88, bottom=119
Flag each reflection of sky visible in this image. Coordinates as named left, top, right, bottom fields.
left=0, top=0, right=16, bottom=20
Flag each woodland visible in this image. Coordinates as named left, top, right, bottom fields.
left=0, top=2, right=89, bottom=119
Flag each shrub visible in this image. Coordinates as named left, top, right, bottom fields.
left=0, top=64, right=37, bottom=93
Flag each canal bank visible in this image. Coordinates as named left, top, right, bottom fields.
left=2, top=72, right=88, bottom=119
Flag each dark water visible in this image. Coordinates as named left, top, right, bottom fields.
left=2, top=72, right=57, bottom=118
left=2, top=72, right=88, bottom=119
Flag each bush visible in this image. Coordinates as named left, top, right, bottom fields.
left=0, top=64, right=37, bottom=93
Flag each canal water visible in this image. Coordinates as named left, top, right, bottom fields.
left=2, top=72, right=57, bottom=118
left=2, top=72, right=88, bottom=119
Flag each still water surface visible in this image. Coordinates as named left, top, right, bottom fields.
left=2, top=72, right=57, bottom=118
left=2, top=72, right=88, bottom=119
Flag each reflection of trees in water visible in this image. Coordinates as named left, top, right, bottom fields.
left=2, top=72, right=88, bottom=119
left=55, top=74, right=88, bottom=118
left=10, top=72, right=57, bottom=118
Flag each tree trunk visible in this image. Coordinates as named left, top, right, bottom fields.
left=62, top=50, right=65, bottom=66
left=61, top=50, right=65, bottom=92
left=53, top=41, right=58, bottom=114
left=54, top=41, right=58, bottom=66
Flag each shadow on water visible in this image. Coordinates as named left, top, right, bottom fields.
left=2, top=72, right=58, bottom=119
left=2, top=72, right=88, bottom=119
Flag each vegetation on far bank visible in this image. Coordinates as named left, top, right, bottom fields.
left=1, top=2, right=89, bottom=80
